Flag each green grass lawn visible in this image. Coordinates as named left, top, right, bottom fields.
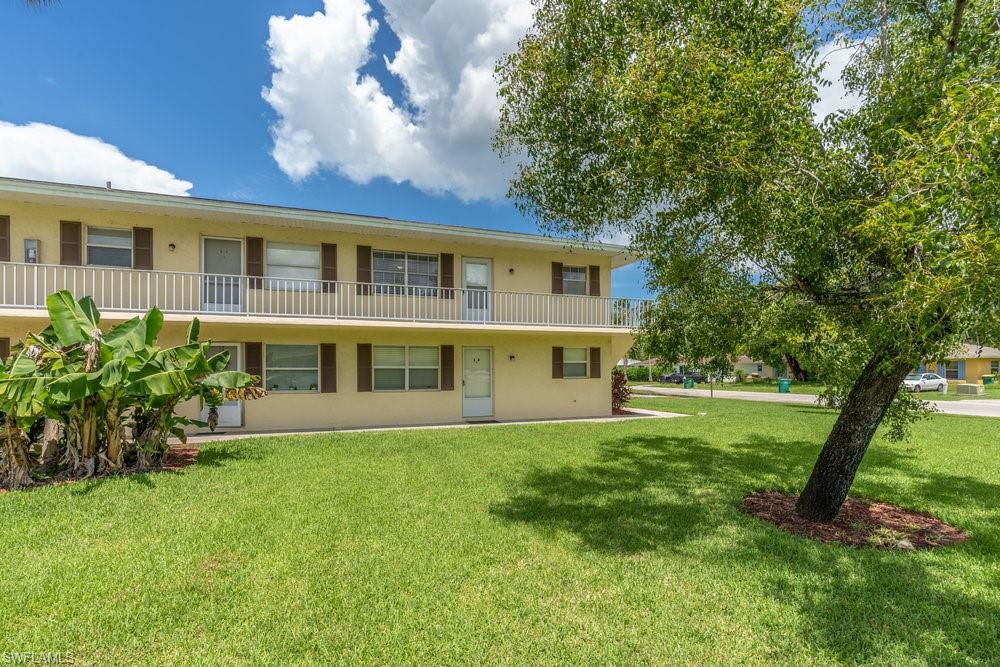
left=2, top=399, right=999, bottom=665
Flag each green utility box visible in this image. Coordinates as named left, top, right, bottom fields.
left=983, top=375, right=996, bottom=386
left=778, top=379, right=793, bottom=393
left=683, top=378, right=695, bottom=389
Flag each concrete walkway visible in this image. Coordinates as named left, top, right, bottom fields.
left=185, top=406, right=688, bottom=444
left=633, top=385, right=1000, bottom=418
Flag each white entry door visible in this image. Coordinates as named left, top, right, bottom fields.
left=201, top=344, right=243, bottom=427
left=462, top=258, right=492, bottom=322
left=202, top=237, right=243, bottom=313
left=463, top=347, right=493, bottom=419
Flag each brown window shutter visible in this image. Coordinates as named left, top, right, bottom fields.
left=244, top=342, right=263, bottom=388
left=0, top=215, right=9, bottom=262
left=357, top=343, right=373, bottom=392
left=589, top=347, right=601, bottom=379
left=440, top=253, right=454, bottom=299
left=588, top=265, right=601, bottom=297
left=356, top=245, right=372, bottom=295
left=320, top=343, right=337, bottom=393
left=133, top=227, right=153, bottom=270
left=552, top=346, right=564, bottom=379
left=0, top=337, right=9, bottom=362
left=246, top=237, right=264, bottom=288
left=321, top=243, right=337, bottom=293
left=551, top=262, right=563, bottom=294
left=60, top=221, right=82, bottom=266
left=440, top=345, right=454, bottom=390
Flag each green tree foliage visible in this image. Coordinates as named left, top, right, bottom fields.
left=496, top=0, right=998, bottom=520
left=0, top=292, right=264, bottom=488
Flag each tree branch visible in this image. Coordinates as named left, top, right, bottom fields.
left=945, top=0, right=969, bottom=54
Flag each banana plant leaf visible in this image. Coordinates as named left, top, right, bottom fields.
left=79, top=296, right=101, bottom=327
left=47, top=371, right=102, bottom=403
left=201, top=370, right=255, bottom=388
left=46, top=291, right=100, bottom=346
left=8, top=354, right=39, bottom=377
left=206, top=351, right=231, bottom=373
left=127, top=369, right=194, bottom=396
left=103, top=316, right=146, bottom=353
left=187, top=318, right=200, bottom=344
left=144, top=307, right=164, bottom=345
left=0, top=375, right=49, bottom=403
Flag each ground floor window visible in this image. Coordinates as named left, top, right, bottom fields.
left=374, top=345, right=440, bottom=390
left=992, top=361, right=999, bottom=375
left=941, top=363, right=960, bottom=380
left=266, top=344, right=319, bottom=392
left=563, top=348, right=588, bottom=378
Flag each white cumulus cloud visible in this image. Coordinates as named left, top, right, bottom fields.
left=0, top=121, right=193, bottom=195
left=262, top=0, right=532, bottom=201
left=813, top=39, right=864, bottom=123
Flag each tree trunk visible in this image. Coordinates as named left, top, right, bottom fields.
left=39, top=418, right=64, bottom=467
left=784, top=354, right=807, bottom=382
left=795, top=349, right=913, bottom=522
left=3, top=419, right=33, bottom=489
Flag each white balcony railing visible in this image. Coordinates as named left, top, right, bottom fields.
left=0, top=262, right=650, bottom=330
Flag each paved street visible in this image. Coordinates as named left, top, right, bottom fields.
left=633, top=385, right=1000, bottom=418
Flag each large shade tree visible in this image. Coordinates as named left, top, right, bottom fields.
left=496, top=0, right=999, bottom=521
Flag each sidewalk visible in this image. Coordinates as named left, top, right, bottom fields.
left=185, top=406, right=688, bottom=443
left=632, top=385, right=1000, bottom=419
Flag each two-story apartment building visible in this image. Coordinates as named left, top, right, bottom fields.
left=0, top=177, right=647, bottom=431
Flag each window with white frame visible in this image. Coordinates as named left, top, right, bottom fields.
left=373, top=250, right=438, bottom=295
left=266, top=242, right=320, bottom=289
left=87, top=227, right=132, bottom=268
left=562, top=266, right=588, bottom=295
left=373, top=345, right=440, bottom=390
left=563, top=347, right=588, bottom=378
left=265, top=344, right=319, bottom=392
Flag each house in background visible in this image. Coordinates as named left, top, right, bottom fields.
left=925, top=344, right=1000, bottom=383
left=733, top=356, right=781, bottom=379
left=0, top=177, right=648, bottom=431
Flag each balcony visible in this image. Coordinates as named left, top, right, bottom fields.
left=0, top=262, right=650, bottom=331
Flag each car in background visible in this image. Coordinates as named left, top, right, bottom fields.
left=658, top=371, right=708, bottom=384
left=902, top=372, right=947, bottom=393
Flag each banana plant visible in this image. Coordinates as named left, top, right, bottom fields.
left=1, top=291, right=263, bottom=486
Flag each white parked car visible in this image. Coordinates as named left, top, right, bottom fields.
left=902, top=372, right=947, bottom=393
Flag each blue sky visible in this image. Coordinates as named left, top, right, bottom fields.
left=0, top=0, right=650, bottom=297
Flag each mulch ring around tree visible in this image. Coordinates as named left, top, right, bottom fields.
left=161, top=445, right=200, bottom=471
left=742, top=490, right=968, bottom=550
left=1, top=445, right=202, bottom=493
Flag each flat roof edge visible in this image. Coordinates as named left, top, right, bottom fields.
left=0, top=177, right=639, bottom=264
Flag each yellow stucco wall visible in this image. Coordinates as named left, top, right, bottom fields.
left=0, top=317, right=629, bottom=431
left=0, top=200, right=613, bottom=296
left=925, top=359, right=999, bottom=383
left=0, top=197, right=639, bottom=430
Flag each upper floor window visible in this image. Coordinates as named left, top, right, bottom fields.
left=562, top=266, right=588, bottom=296
left=266, top=242, right=320, bottom=289
left=87, top=227, right=132, bottom=268
left=373, top=250, right=438, bottom=295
